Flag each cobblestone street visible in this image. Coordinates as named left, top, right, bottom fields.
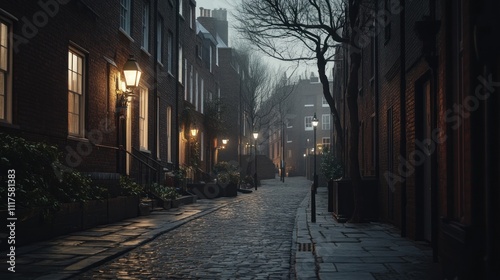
left=77, top=178, right=310, bottom=279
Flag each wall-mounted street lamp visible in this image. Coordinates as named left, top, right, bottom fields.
left=311, top=113, right=319, bottom=223
left=253, top=131, right=259, bottom=190
left=190, top=126, right=199, bottom=138
left=117, top=55, right=142, bottom=109
left=222, top=138, right=229, bottom=146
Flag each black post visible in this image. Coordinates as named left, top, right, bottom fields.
left=254, top=138, right=258, bottom=190
left=312, top=120, right=317, bottom=223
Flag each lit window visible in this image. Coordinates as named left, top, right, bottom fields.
left=322, top=114, right=330, bottom=130
left=0, top=21, right=12, bottom=123
left=322, top=137, right=330, bottom=148
left=120, top=0, right=131, bottom=35
left=68, top=48, right=85, bottom=137
left=139, top=87, right=149, bottom=150
left=142, top=2, right=150, bottom=51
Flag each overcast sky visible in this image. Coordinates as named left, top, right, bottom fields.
left=195, top=0, right=316, bottom=80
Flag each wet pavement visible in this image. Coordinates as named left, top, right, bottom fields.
left=1, top=176, right=439, bottom=279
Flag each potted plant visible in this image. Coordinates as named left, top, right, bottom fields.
left=151, top=183, right=179, bottom=209
left=214, top=161, right=240, bottom=197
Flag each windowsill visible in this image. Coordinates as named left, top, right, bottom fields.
left=167, top=71, right=175, bottom=78
left=141, top=47, right=151, bottom=57
left=157, top=61, right=164, bottom=67
left=68, top=135, right=89, bottom=142
left=140, top=148, right=151, bottom=154
left=119, top=28, right=135, bottom=43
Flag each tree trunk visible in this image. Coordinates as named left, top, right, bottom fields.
left=317, top=48, right=344, bottom=150
left=346, top=50, right=362, bottom=222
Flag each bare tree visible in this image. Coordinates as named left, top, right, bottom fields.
left=235, top=0, right=377, bottom=221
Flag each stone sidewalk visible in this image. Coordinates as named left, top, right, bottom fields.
left=294, top=185, right=442, bottom=280
left=0, top=197, right=240, bottom=280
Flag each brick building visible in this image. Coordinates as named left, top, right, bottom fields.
left=332, top=0, right=500, bottom=278
left=0, top=0, right=226, bottom=186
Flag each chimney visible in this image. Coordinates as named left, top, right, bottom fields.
left=199, top=7, right=211, bottom=17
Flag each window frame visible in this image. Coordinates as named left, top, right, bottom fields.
left=139, top=87, right=149, bottom=151
left=141, top=2, right=150, bottom=52
left=0, top=19, right=12, bottom=123
left=120, top=0, right=132, bottom=36
left=322, top=114, right=330, bottom=130
left=68, top=47, right=86, bottom=138
left=304, top=116, right=313, bottom=131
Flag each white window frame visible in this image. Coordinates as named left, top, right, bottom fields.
left=209, top=45, right=213, bottom=73
left=322, top=114, right=330, bottom=130
left=322, top=137, right=330, bottom=148
left=304, top=116, right=313, bottom=131
left=178, top=44, right=183, bottom=83
left=322, top=96, right=329, bottom=107
left=178, top=0, right=183, bottom=17
left=141, top=2, right=150, bottom=52
left=0, top=19, right=12, bottom=123
left=200, top=78, right=204, bottom=113
left=189, top=5, right=193, bottom=29
left=68, top=47, right=85, bottom=137
left=139, top=87, right=149, bottom=151
left=120, top=0, right=131, bottom=35
left=216, top=46, right=219, bottom=66
left=184, top=59, right=188, bottom=100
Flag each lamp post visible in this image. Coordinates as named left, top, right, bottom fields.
left=311, top=113, right=319, bottom=223
left=253, top=131, right=259, bottom=190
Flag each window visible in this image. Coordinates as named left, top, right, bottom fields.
left=68, top=48, right=85, bottom=137
left=304, top=104, right=314, bottom=107
left=184, top=59, right=188, bottom=99
left=200, top=78, right=204, bottom=113
left=209, top=45, right=213, bottom=72
left=139, top=87, right=148, bottom=150
left=167, top=106, right=172, bottom=162
left=142, top=2, right=150, bottom=51
left=322, top=114, right=330, bottom=130
left=156, top=96, right=160, bottom=159
left=0, top=21, right=12, bottom=123
left=195, top=71, right=199, bottom=109
left=189, top=65, right=193, bottom=103
left=216, top=46, right=219, bottom=66
left=167, top=32, right=173, bottom=73
left=288, top=149, right=292, bottom=159
left=189, top=5, right=193, bottom=29
left=322, top=96, right=329, bottom=107
left=322, top=137, right=330, bottom=149
left=178, top=0, right=183, bottom=17
left=120, top=0, right=131, bottom=35
left=178, top=44, right=183, bottom=83
left=157, top=16, right=163, bottom=63
left=305, top=116, right=313, bottom=131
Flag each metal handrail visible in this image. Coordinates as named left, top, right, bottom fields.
left=94, top=143, right=157, bottom=171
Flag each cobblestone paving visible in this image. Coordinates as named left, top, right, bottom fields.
left=77, top=178, right=310, bottom=279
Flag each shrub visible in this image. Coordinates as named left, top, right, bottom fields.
left=213, top=161, right=240, bottom=184
left=119, top=176, right=144, bottom=197
left=151, top=183, right=179, bottom=200
left=0, top=134, right=105, bottom=212
left=321, top=147, right=344, bottom=181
